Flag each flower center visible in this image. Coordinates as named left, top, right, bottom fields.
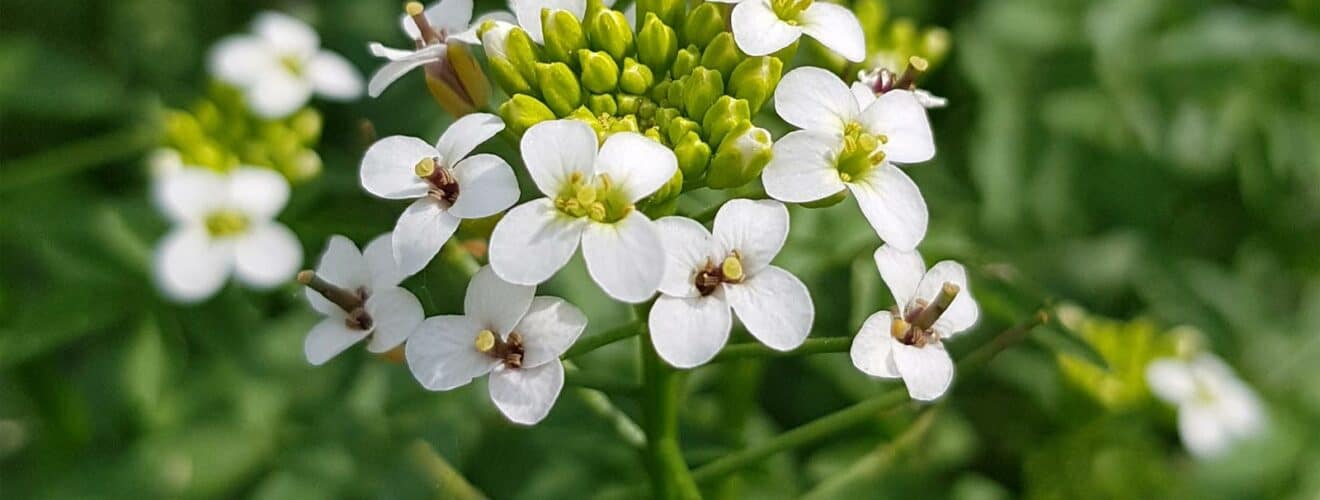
left=297, top=271, right=374, bottom=331
left=694, top=252, right=745, bottom=296
left=553, top=172, right=634, bottom=223
left=836, top=122, right=888, bottom=183
left=280, top=55, right=305, bottom=76
left=475, top=329, right=526, bottom=368
left=204, top=210, right=250, bottom=238
left=891, top=282, right=960, bottom=346
left=415, top=156, right=460, bottom=206
left=771, top=0, right=814, bottom=23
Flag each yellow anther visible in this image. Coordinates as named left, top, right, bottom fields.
left=414, top=157, right=436, bottom=178
left=588, top=201, right=607, bottom=221
left=474, top=329, right=496, bottom=353
left=597, top=173, right=613, bottom=191
left=569, top=171, right=584, bottom=183
left=839, top=172, right=852, bottom=182
left=205, top=210, right=250, bottom=237
left=890, top=318, right=911, bottom=340
left=908, top=56, right=929, bottom=73
left=406, top=1, right=425, bottom=16
left=877, top=134, right=889, bottom=144
left=869, top=150, right=887, bottom=165
left=575, top=185, right=597, bottom=205
left=720, top=255, right=744, bottom=282
left=857, top=133, right=879, bottom=153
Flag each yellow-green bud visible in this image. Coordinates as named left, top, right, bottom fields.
left=666, top=76, right=685, bottom=106
left=637, top=13, right=678, bottom=75
left=543, top=9, right=587, bottom=65
left=578, top=49, right=619, bottom=93
left=498, top=94, right=556, bottom=136
left=683, top=67, right=723, bottom=121
left=701, top=33, right=743, bottom=79
left=673, top=131, right=712, bottom=179
left=637, top=0, right=685, bottom=34
left=290, top=109, right=323, bottom=142
left=165, top=110, right=205, bottom=147
left=653, top=106, right=679, bottom=128
left=651, top=80, right=672, bottom=103
left=727, top=56, right=782, bottom=112
left=619, top=58, right=655, bottom=94
left=638, top=100, right=658, bottom=120
left=706, top=123, right=773, bottom=189
left=684, top=3, right=725, bottom=49
left=920, top=27, right=952, bottom=67
left=489, top=55, right=534, bottom=95
left=643, top=126, right=664, bottom=143
left=506, top=28, right=542, bottom=84
left=616, top=94, right=641, bottom=115
left=587, top=93, right=618, bottom=115
left=665, top=117, right=701, bottom=145
left=608, top=114, right=640, bottom=134
left=588, top=9, right=634, bottom=61
left=701, top=95, right=751, bottom=146
left=671, top=45, right=701, bottom=78
left=640, top=166, right=683, bottom=214
left=535, top=62, right=582, bottom=116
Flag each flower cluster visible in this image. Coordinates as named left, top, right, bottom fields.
left=1146, top=354, right=1265, bottom=458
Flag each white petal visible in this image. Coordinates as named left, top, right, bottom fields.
left=155, top=227, right=232, bottom=303
left=489, top=361, right=565, bottom=425
left=304, top=317, right=369, bottom=365
left=847, top=163, right=927, bottom=251
left=594, top=132, right=678, bottom=203
left=465, top=266, right=536, bottom=336
left=406, top=315, right=496, bottom=390
left=654, top=216, right=715, bottom=298
left=154, top=168, right=227, bottom=223
left=893, top=341, right=953, bottom=401
left=712, top=199, right=788, bottom=277
left=360, top=136, right=435, bottom=199
left=436, top=112, right=506, bottom=165
left=313, top=235, right=369, bottom=290
left=851, top=311, right=901, bottom=378
left=253, top=11, right=320, bottom=57
left=227, top=167, right=290, bottom=221
left=449, top=12, right=518, bottom=44
left=1180, top=404, right=1231, bottom=458
left=1217, top=385, right=1265, bottom=438
left=762, top=130, right=847, bottom=203
left=489, top=198, right=587, bottom=285
left=850, top=82, right=877, bottom=109
left=724, top=265, right=813, bottom=351
left=307, top=51, right=363, bottom=100
left=521, top=119, right=598, bottom=197
left=730, top=0, right=803, bottom=58
left=207, top=35, right=274, bottom=86
left=366, top=48, right=443, bottom=97
left=363, top=232, right=409, bottom=289
left=512, top=0, right=587, bottom=43
left=449, top=154, right=520, bottom=219
left=1146, top=359, right=1195, bottom=405
left=392, top=198, right=460, bottom=277
left=649, top=294, right=732, bottom=369
left=581, top=212, right=663, bottom=303
left=515, top=296, right=589, bottom=368
left=873, top=245, right=925, bottom=311
left=246, top=71, right=313, bottom=119
left=913, top=89, right=948, bottom=109
left=774, top=66, right=858, bottom=134
left=368, top=42, right=418, bottom=61
left=915, top=261, right=978, bottom=336
left=233, top=223, right=302, bottom=288
left=860, top=90, right=936, bottom=164
left=799, top=2, right=865, bottom=62
left=364, top=286, right=425, bottom=352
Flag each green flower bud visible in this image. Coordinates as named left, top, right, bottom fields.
left=671, top=45, right=701, bottom=78
left=587, top=93, right=618, bottom=115
left=505, top=28, right=542, bottom=85
left=637, top=13, right=678, bottom=75
left=706, top=123, right=773, bottom=189
left=588, top=9, right=634, bottom=61
left=498, top=94, right=556, bottom=136
left=578, top=49, right=619, bottom=93
left=165, top=110, right=205, bottom=147
left=650, top=80, right=672, bottom=103
left=543, top=9, right=587, bottom=65
left=683, top=67, right=723, bottom=121
left=619, top=58, right=655, bottom=94
left=489, top=55, right=534, bottom=96
left=727, top=56, right=782, bottom=112
left=290, top=109, right=323, bottom=142
left=643, top=126, right=664, bottom=144
left=666, top=75, right=685, bottom=106
left=638, top=0, right=685, bottom=34
left=684, top=3, right=725, bottom=49
left=673, top=131, right=712, bottom=179
left=700, top=33, right=743, bottom=78
left=535, top=62, right=583, bottom=116
left=665, top=117, right=701, bottom=145
left=701, top=95, right=750, bottom=146
left=638, top=168, right=683, bottom=218
left=638, top=100, right=659, bottom=121
left=654, top=106, right=680, bottom=128
left=608, top=114, right=640, bottom=135
left=616, top=94, right=641, bottom=115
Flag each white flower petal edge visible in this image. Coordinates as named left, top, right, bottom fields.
left=892, top=341, right=954, bottom=401
left=489, top=199, right=589, bottom=285
left=465, top=266, right=536, bottom=339
left=155, top=228, right=233, bottom=303
left=407, top=315, right=496, bottom=390
left=582, top=211, right=664, bottom=303
left=847, top=163, right=928, bottom=252
left=233, top=223, right=303, bottom=288
left=392, top=198, right=461, bottom=277
left=773, top=67, right=858, bottom=134
left=762, top=130, right=847, bottom=203
left=730, top=0, right=802, bottom=57
left=519, top=119, right=599, bottom=197
left=650, top=294, right=732, bottom=368
left=873, top=244, right=925, bottom=309
left=798, top=2, right=865, bottom=62
left=490, top=361, right=565, bottom=425
left=713, top=199, right=789, bottom=276
left=1145, top=354, right=1266, bottom=459
left=305, top=318, right=371, bottom=366
left=724, top=266, right=814, bottom=351
left=850, top=311, right=901, bottom=378
left=595, top=132, right=680, bottom=203
left=364, top=287, right=425, bottom=353
left=512, top=0, right=588, bottom=43
left=859, top=90, right=936, bottom=164
left=654, top=217, right=716, bottom=298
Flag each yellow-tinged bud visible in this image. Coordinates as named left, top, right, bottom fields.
left=701, top=33, right=743, bottom=79
left=637, top=13, right=678, bottom=74
left=619, top=58, right=655, bottom=94
left=728, top=56, right=782, bottom=113
left=535, top=62, right=582, bottom=116
left=475, top=329, right=496, bottom=352
left=498, top=94, right=556, bottom=136
left=543, top=9, right=587, bottom=65
left=671, top=45, right=701, bottom=78
left=578, top=49, right=620, bottom=93
left=684, top=3, right=725, bottom=49
left=588, top=9, right=634, bottom=61
left=683, top=67, right=724, bottom=124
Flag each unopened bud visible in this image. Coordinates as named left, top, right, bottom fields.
left=505, top=28, right=542, bottom=84
left=588, top=9, right=634, bottom=61
left=701, top=33, right=743, bottom=78
left=488, top=55, right=533, bottom=95
left=701, top=95, right=751, bottom=146
left=671, top=45, right=701, bottom=78
left=542, top=9, right=587, bottom=65
left=638, top=167, right=683, bottom=218
left=684, top=3, right=725, bottom=49
left=535, top=62, right=582, bottom=116
left=665, top=117, right=701, bottom=145
left=578, top=49, right=619, bottom=93
left=706, top=123, right=772, bottom=189
left=587, top=93, right=618, bottom=115
left=728, top=56, right=782, bottom=112
left=619, top=58, right=655, bottom=94
left=616, top=94, right=641, bottom=114
left=637, top=13, right=678, bottom=75
left=637, top=0, right=685, bottom=33
left=673, top=131, right=711, bottom=179
left=683, top=67, right=723, bottom=121
left=498, top=94, right=556, bottom=136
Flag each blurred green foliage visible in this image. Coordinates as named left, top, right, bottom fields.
left=2, top=0, right=1318, bottom=499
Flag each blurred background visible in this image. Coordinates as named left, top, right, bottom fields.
left=2, top=0, right=1319, bottom=498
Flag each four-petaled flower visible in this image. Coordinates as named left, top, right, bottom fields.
left=301, top=234, right=425, bottom=365
left=406, top=266, right=588, bottom=425
left=209, top=11, right=362, bottom=118
left=764, top=67, right=935, bottom=251
left=710, top=0, right=865, bottom=63
left=367, top=0, right=515, bottom=97
left=649, top=199, right=814, bottom=368
left=850, top=245, right=978, bottom=401
left=1146, top=354, right=1266, bottom=459
left=489, top=120, right=677, bottom=303
left=153, top=167, right=302, bottom=303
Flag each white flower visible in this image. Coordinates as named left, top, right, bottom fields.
left=648, top=200, right=814, bottom=368
left=208, top=11, right=363, bottom=118
left=1146, top=354, right=1266, bottom=459
left=406, top=266, right=587, bottom=425
left=367, top=0, right=517, bottom=97
left=153, top=167, right=302, bottom=303
left=850, top=245, right=978, bottom=401
left=300, top=234, right=425, bottom=365
left=709, top=0, right=864, bottom=62
left=360, top=113, right=518, bottom=277
left=763, top=67, right=935, bottom=251
left=854, top=68, right=947, bottom=109
left=489, top=120, right=677, bottom=303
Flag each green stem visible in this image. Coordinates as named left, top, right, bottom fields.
left=800, top=408, right=940, bottom=500
left=641, top=327, right=703, bottom=500
left=408, top=440, right=487, bottom=500
left=562, top=319, right=644, bottom=359
left=576, top=388, right=647, bottom=449
left=2, top=125, right=160, bottom=192
left=711, top=337, right=851, bottom=363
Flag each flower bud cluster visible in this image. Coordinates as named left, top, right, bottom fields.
left=162, top=84, right=324, bottom=182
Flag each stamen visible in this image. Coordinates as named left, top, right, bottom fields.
left=894, top=56, right=929, bottom=91
left=839, top=172, right=852, bottom=182
left=415, top=157, right=436, bottom=178
left=474, top=329, right=496, bottom=353
left=407, top=1, right=444, bottom=44
left=890, top=318, right=911, bottom=340
left=588, top=202, right=607, bottom=221
left=720, top=255, right=744, bottom=282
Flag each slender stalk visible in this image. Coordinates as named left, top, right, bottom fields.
left=711, top=337, right=851, bottom=363
left=408, top=440, right=487, bottom=500
left=562, top=319, right=643, bottom=359
left=641, top=327, right=703, bottom=500
left=576, top=388, right=646, bottom=449
left=801, top=408, right=940, bottom=500
left=2, top=126, right=160, bottom=192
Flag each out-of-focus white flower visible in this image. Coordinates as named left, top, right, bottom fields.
left=360, top=113, right=518, bottom=277
left=209, top=11, right=363, bottom=118
left=146, top=148, right=185, bottom=179
left=1147, top=354, right=1266, bottom=459
left=367, top=0, right=516, bottom=97
left=763, top=67, right=934, bottom=251
left=648, top=199, right=814, bottom=368
left=300, top=234, right=424, bottom=365
left=153, top=167, right=302, bottom=303
left=708, top=0, right=864, bottom=62
left=489, top=120, right=676, bottom=303
left=850, top=245, right=978, bottom=401
left=406, top=266, right=587, bottom=425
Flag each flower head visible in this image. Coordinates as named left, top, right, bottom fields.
left=153, top=167, right=302, bottom=302
left=648, top=200, right=814, bottom=368
left=367, top=2, right=498, bottom=115
left=360, top=113, right=518, bottom=276
left=1146, top=354, right=1266, bottom=458
left=406, top=266, right=588, bottom=425
left=850, top=245, right=978, bottom=401
left=710, top=0, right=864, bottom=62
left=763, top=67, right=934, bottom=250
left=208, top=11, right=362, bottom=118
left=489, top=119, right=677, bottom=303
left=300, top=234, right=425, bottom=365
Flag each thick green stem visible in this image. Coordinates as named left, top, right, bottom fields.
left=641, top=328, right=703, bottom=500
left=711, top=337, right=851, bottom=363
left=562, top=319, right=644, bottom=359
